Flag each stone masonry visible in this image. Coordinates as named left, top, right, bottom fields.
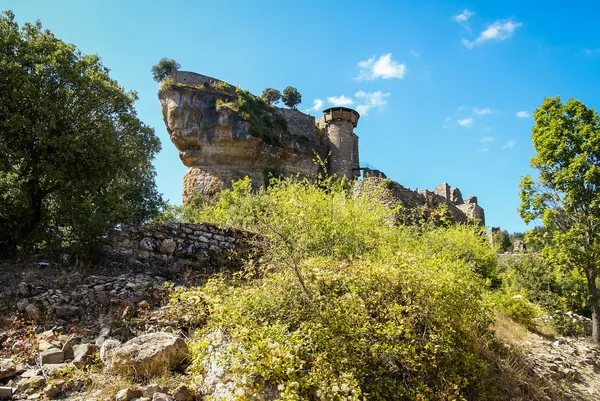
left=103, top=223, right=259, bottom=275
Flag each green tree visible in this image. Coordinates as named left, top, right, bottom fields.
left=151, top=57, right=180, bottom=82
left=260, top=87, right=281, bottom=105
left=0, top=11, right=163, bottom=253
left=519, top=96, right=600, bottom=342
left=282, top=86, right=301, bottom=109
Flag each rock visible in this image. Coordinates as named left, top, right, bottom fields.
left=106, top=332, right=188, bottom=378
left=55, top=304, right=79, bottom=317
left=143, top=384, right=168, bottom=398
left=116, top=388, right=143, bottom=401
left=160, top=238, right=177, bottom=254
left=17, top=375, right=45, bottom=392
left=62, top=343, right=75, bottom=361
left=16, top=298, right=29, bottom=312
left=0, top=386, right=15, bottom=399
left=43, top=384, right=60, bottom=399
left=95, top=291, right=110, bottom=306
left=25, top=303, right=40, bottom=320
left=42, top=363, right=69, bottom=376
left=0, top=358, right=16, bottom=379
left=20, top=368, right=41, bottom=378
left=152, top=393, right=174, bottom=401
left=40, top=348, right=64, bottom=364
left=100, top=339, right=122, bottom=364
left=173, top=385, right=194, bottom=401
left=73, top=343, right=98, bottom=368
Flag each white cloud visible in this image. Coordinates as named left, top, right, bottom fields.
left=456, top=106, right=466, bottom=112
left=355, top=90, right=390, bottom=116
left=480, top=136, right=495, bottom=143
left=308, top=98, right=324, bottom=112
left=453, top=9, right=475, bottom=23
left=327, top=95, right=354, bottom=107
left=502, top=139, right=517, bottom=149
left=458, top=117, right=474, bottom=127
left=410, top=49, right=420, bottom=57
left=483, top=126, right=492, bottom=131
left=473, top=107, right=493, bottom=115
left=356, top=53, right=407, bottom=80
left=462, top=20, right=522, bottom=49
left=515, top=110, right=530, bottom=118
left=476, top=147, right=490, bottom=153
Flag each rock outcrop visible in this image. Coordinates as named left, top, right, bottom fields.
left=159, top=71, right=328, bottom=203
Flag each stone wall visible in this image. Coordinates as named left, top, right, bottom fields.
left=354, top=177, right=485, bottom=225
left=103, top=223, right=259, bottom=276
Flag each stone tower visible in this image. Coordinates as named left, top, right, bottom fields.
left=321, top=107, right=360, bottom=179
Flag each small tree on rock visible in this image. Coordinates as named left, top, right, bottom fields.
left=261, top=88, right=281, bottom=105
left=151, top=57, right=180, bottom=82
left=282, top=86, right=301, bottom=109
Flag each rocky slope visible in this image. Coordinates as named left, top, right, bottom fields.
left=1, top=259, right=598, bottom=400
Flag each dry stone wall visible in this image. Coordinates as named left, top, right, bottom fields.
left=103, top=223, right=259, bottom=276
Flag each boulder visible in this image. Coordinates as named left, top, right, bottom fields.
left=106, top=332, right=188, bottom=378
left=40, top=348, right=64, bottom=364
left=25, top=303, right=40, bottom=320
left=0, top=358, right=16, bottom=379
left=116, top=388, right=143, bottom=401
left=143, top=384, right=168, bottom=398
left=100, top=339, right=122, bottom=364
left=73, top=343, right=98, bottom=368
left=173, top=385, right=194, bottom=401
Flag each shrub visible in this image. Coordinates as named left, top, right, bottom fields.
left=176, top=177, right=501, bottom=399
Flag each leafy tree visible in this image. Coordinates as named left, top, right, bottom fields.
left=151, top=57, right=180, bottom=82
left=282, top=86, right=301, bottom=109
left=491, top=229, right=512, bottom=252
left=260, top=87, right=281, bottom=105
left=519, top=96, right=600, bottom=342
left=0, top=11, right=163, bottom=253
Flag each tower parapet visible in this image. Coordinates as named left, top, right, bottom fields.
left=321, top=107, right=360, bottom=179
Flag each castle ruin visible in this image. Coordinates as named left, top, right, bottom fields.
left=158, top=71, right=484, bottom=224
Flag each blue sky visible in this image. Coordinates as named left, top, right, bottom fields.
left=5, top=0, right=600, bottom=233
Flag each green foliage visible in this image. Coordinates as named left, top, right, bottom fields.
left=151, top=57, right=180, bottom=82
left=491, top=229, right=512, bottom=253
left=235, top=88, right=287, bottom=145
left=490, top=292, right=540, bottom=328
left=519, top=96, right=600, bottom=342
left=0, top=11, right=163, bottom=253
left=498, top=254, right=589, bottom=317
left=172, top=177, right=502, bottom=399
left=261, top=88, right=281, bottom=105
left=282, top=86, right=301, bottom=109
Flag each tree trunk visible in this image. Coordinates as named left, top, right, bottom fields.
left=18, top=178, right=45, bottom=243
left=585, top=267, right=600, bottom=343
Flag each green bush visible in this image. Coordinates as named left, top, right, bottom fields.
left=498, top=254, right=589, bottom=317
left=173, top=177, right=502, bottom=400
left=490, top=292, right=540, bottom=328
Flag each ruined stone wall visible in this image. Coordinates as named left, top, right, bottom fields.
left=354, top=178, right=485, bottom=225
left=103, top=223, right=259, bottom=276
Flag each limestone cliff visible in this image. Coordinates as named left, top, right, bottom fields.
left=159, top=71, right=327, bottom=203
